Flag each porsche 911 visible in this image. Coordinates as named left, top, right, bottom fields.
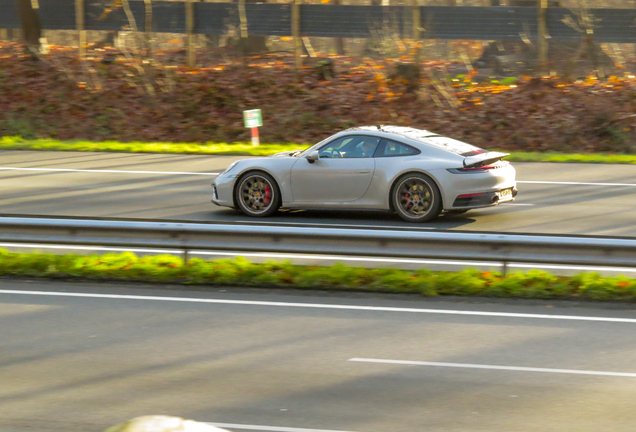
left=211, top=126, right=517, bottom=222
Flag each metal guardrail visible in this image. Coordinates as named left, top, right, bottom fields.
left=0, top=217, right=635, bottom=271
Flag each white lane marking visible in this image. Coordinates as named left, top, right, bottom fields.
left=509, top=262, right=636, bottom=273
left=0, top=242, right=182, bottom=254
left=193, top=251, right=502, bottom=267
left=518, top=180, right=636, bottom=187
left=207, top=422, right=356, bottom=432
left=236, top=220, right=433, bottom=230
left=2, top=289, right=636, bottom=323
left=192, top=251, right=636, bottom=273
left=348, top=358, right=636, bottom=378
left=2, top=243, right=635, bottom=274
left=504, top=203, right=535, bottom=206
left=0, top=167, right=219, bottom=176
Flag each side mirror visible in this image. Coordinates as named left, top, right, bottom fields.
left=306, top=151, right=319, bottom=164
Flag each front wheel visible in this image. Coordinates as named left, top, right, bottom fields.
left=392, top=173, right=442, bottom=223
left=235, top=172, right=281, bottom=217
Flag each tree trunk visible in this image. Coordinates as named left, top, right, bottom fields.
left=332, top=0, right=344, bottom=55
left=240, top=36, right=268, bottom=54
left=237, top=0, right=268, bottom=54
left=15, top=0, right=41, bottom=47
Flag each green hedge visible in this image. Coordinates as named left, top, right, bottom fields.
left=1, top=249, right=635, bottom=301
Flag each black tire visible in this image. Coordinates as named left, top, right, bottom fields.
left=391, top=173, right=442, bottom=223
left=234, top=171, right=281, bottom=217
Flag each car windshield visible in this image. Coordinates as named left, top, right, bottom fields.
left=296, top=137, right=331, bottom=157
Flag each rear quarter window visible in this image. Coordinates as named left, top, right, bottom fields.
left=376, top=139, right=420, bottom=157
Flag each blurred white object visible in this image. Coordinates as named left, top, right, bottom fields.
left=104, top=415, right=230, bottom=432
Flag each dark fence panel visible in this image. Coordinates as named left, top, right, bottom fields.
left=85, top=1, right=185, bottom=33
left=547, top=8, right=636, bottom=43
left=3, top=2, right=636, bottom=43
left=39, top=0, right=76, bottom=30
left=301, top=5, right=410, bottom=38
left=246, top=3, right=291, bottom=36
left=195, top=3, right=291, bottom=36
left=0, top=0, right=19, bottom=29
left=194, top=3, right=232, bottom=35
left=150, top=1, right=186, bottom=33
left=422, top=6, right=537, bottom=40
left=545, top=8, right=583, bottom=42
left=86, top=1, right=145, bottom=31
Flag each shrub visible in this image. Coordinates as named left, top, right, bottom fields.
left=0, top=249, right=634, bottom=302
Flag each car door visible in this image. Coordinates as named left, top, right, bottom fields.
left=290, top=135, right=379, bottom=203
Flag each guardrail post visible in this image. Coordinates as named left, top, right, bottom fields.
left=292, top=0, right=302, bottom=70
left=186, top=0, right=195, bottom=67
left=537, top=0, right=548, bottom=74
left=75, top=0, right=86, bottom=57
left=183, top=248, right=189, bottom=265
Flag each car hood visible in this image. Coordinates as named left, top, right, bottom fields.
left=271, top=151, right=299, bottom=158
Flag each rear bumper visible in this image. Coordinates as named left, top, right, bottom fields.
left=452, top=187, right=518, bottom=208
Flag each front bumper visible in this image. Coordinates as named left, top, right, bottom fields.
left=211, top=175, right=237, bottom=208
left=211, top=183, right=220, bottom=206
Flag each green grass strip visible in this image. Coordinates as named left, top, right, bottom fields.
left=3, top=136, right=636, bottom=163
left=506, top=152, right=636, bottom=164
left=0, top=136, right=306, bottom=157
left=1, top=249, right=635, bottom=301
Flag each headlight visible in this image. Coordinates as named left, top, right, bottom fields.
left=222, top=161, right=239, bottom=175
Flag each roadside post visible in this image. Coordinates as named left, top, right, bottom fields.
left=243, top=109, right=263, bottom=146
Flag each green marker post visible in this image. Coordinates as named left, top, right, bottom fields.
left=243, top=109, right=263, bottom=146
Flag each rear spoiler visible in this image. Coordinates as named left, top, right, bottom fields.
left=463, top=151, right=510, bottom=168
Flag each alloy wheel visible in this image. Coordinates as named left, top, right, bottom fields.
left=396, top=178, right=434, bottom=217
left=238, top=174, right=275, bottom=215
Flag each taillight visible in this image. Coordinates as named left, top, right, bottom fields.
left=447, top=160, right=509, bottom=174
left=456, top=192, right=486, bottom=198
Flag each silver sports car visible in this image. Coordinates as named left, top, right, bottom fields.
left=211, top=126, right=517, bottom=222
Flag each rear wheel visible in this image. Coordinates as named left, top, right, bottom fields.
left=235, top=172, right=281, bottom=217
left=392, top=173, right=442, bottom=223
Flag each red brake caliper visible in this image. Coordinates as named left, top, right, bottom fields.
left=405, top=193, right=412, bottom=208
left=264, top=186, right=271, bottom=204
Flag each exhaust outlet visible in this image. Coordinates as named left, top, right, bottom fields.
left=490, top=194, right=499, bottom=204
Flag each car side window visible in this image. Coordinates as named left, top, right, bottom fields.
left=319, top=136, right=381, bottom=159
left=376, top=139, right=420, bottom=157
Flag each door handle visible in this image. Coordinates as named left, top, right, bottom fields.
left=358, top=169, right=370, bottom=174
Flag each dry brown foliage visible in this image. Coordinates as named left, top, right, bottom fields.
left=1, top=41, right=636, bottom=153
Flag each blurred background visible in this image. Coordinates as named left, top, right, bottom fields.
left=2, top=0, right=636, bottom=151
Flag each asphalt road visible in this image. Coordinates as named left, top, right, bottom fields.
left=2, top=282, right=636, bottom=432
left=1, top=150, right=636, bottom=236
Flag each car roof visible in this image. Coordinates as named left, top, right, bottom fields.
left=341, top=125, right=485, bottom=157
left=345, top=126, right=439, bottom=141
